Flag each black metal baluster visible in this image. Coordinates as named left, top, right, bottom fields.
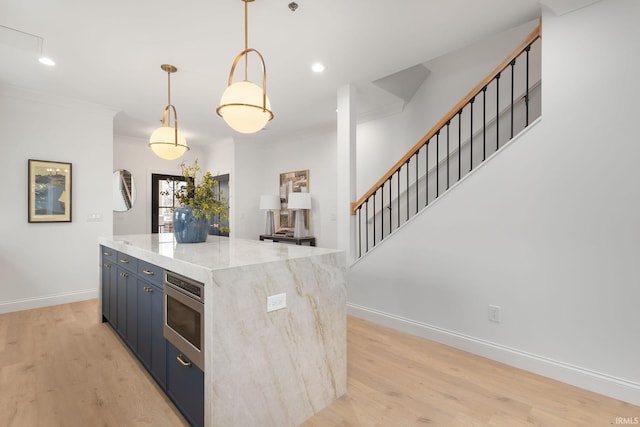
left=510, top=59, right=515, bottom=139
left=372, top=190, right=376, bottom=248
left=365, top=199, right=369, bottom=253
left=406, top=160, right=410, bottom=221
left=458, top=110, right=462, bottom=181
left=415, top=148, right=419, bottom=215
left=436, top=130, right=440, bottom=197
left=380, top=182, right=384, bottom=241
left=482, top=86, right=487, bottom=161
left=470, top=97, right=475, bottom=171
left=496, top=72, right=501, bottom=151
left=525, top=44, right=531, bottom=126
left=425, top=140, right=429, bottom=206
left=397, top=168, right=400, bottom=228
left=388, top=175, right=392, bottom=235
left=446, top=121, right=450, bottom=190
left=358, top=207, right=362, bottom=258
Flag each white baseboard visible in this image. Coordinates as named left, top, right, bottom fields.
left=0, top=289, right=98, bottom=314
left=348, top=303, right=640, bottom=406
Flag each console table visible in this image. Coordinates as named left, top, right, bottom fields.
left=259, top=234, right=316, bottom=246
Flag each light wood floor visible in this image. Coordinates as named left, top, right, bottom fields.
left=1, top=300, right=637, bottom=426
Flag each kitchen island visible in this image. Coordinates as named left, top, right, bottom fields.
left=98, top=234, right=347, bottom=427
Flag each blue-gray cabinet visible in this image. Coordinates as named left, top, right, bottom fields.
left=166, top=341, right=204, bottom=427
left=100, top=246, right=116, bottom=322
left=137, top=262, right=166, bottom=388
left=101, top=248, right=203, bottom=427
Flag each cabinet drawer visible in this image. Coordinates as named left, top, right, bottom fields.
left=138, top=260, right=163, bottom=287
left=101, top=246, right=117, bottom=263
left=117, top=252, right=138, bottom=272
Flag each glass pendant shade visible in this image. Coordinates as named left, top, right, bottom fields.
left=218, top=80, right=272, bottom=134
left=217, top=0, right=273, bottom=134
left=149, top=64, right=189, bottom=160
left=149, top=126, right=189, bottom=160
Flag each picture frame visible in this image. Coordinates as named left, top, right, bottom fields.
left=28, top=159, right=72, bottom=223
left=279, top=169, right=309, bottom=230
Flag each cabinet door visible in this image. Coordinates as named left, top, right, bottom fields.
left=109, top=265, right=118, bottom=326
left=115, top=267, right=138, bottom=345
left=101, top=261, right=112, bottom=321
left=150, top=282, right=167, bottom=388
left=137, top=279, right=152, bottom=369
left=166, top=342, right=204, bottom=427
left=126, top=273, right=138, bottom=353
left=116, top=268, right=132, bottom=338
left=138, top=279, right=166, bottom=388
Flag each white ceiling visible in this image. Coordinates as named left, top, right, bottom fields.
left=0, top=0, right=551, bottom=148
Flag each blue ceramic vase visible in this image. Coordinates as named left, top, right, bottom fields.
left=173, top=207, right=209, bottom=243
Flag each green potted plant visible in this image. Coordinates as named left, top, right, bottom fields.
left=165, top=159, right=229, bottom=243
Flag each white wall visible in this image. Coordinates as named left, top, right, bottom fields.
left=113, top=135, right=211, bottom=235
left=348, top=0, right=640, bottom=405
left=233, top=129, right=338, bottom=249
left=0, top=85, right=114, bottom=313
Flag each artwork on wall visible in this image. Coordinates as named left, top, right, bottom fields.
left=28, top=159, right=72, bottom=223
left=279, top=169, right=309, bottom=230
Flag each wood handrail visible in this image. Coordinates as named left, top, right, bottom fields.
left=351, top=23, right=541, bottom=215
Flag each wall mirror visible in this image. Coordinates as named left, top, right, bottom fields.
left=113, top=169, right=136, bottom=212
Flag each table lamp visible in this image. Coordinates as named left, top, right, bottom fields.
left=287, top=192, right=311, bottom=238
left=259, top=195, right=280, bottom=235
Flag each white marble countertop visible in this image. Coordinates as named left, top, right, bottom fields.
left=99, top=233, right=342, bottom=283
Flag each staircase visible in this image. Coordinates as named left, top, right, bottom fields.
left=352, top=24, right=541, bottom=259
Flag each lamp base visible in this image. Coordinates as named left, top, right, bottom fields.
left=264, top=210, right=275, bottom=235
left=293, top=210, right=305, bottom=238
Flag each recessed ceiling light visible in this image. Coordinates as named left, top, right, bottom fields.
left=38, top=56, right=55, bottom=66
left=312, top=63, right=325, bottom=73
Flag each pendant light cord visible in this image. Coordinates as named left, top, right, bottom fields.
left=244, top=0, right=249, bottom=81
left=167, top=69, right=172, bottom=123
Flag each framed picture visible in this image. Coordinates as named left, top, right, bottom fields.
left=279, top=169, right=309, bottom=230
left=28, top=159, right=72, bottom=223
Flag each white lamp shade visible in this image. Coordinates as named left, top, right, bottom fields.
left=259, top=195, right=280, bottom=210
left=287, top=192, right=311, bottom=210
left=149, top=126, right=189, bottom=160
left=218, top=81, right=272, bottom=134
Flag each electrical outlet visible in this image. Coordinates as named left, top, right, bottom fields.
left=87, top=212, right=103, bottom=222
left=488, top=305, right=501, bottom=323
left=267, top=293, right=286, bottom=312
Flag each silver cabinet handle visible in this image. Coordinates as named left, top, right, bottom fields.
left=103, top=252, right=112, bottom=256
left=120, top=272, right=128, bottom=278
left=119, top=259, right=130, bottom=264
left=176, top=354, right=192, bottom=367
left=142, top=269, right=154, bottom=275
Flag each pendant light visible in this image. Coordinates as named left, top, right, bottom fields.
left=149, top=64, right=190, bottom=160
left=217, top=0, right=274, bottom=134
